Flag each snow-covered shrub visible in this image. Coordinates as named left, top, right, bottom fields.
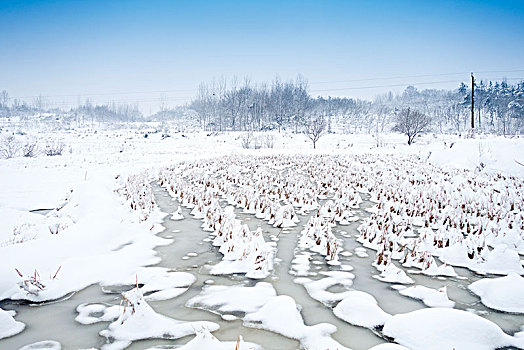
left=0, top=135, right=21, bottom=159
left=117, top=173, right=155, bottom=221
left=264, top=134, right=275, bottom=148
left=240, top=132, right=253, bottom=149
left=45, top=140, right=65, bottom=156
left=253, top=135, right=263, bottom=149
left=22, top=138, right=38, bottom=157
left=0, top=224, right=36, bottom=247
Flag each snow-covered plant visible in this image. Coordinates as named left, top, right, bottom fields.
left=45, top=139, right=65, bottom=156
left=48, top=222, right=69, bottom=235
left=15, top=269, right=46, bottom=296
left=14, top=266, right=62, bottom=296
left=22, top=138, right=39, bottom=157
left=240, top=132, right=253, bottom=149
left=0, top=224, right=36, bottom=247
left=0, top=134, right=21, bottom=159
left=117, top=172, right=155, bottom=221
left=264, top=134, right=275, bottom=148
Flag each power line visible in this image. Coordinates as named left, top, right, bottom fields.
left=310, top=79, right=460, bottom=92
left=8, top=71, right=524, bottom=105
left=311, top=73, right=466, bottom=85
left=41, top=96, right=193, bottom=107
left=309, top=69, right=524, bottom=85
left=11, top=89, right=197, bottom=100
left=309, top=77, right=524, bottom=93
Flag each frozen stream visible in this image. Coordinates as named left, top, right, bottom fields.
left=1, top=183, right=523, bottom=349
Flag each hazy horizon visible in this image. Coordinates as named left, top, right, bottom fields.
left=1, top=0, right=523, bottom=113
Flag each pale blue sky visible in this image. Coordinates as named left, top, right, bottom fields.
left=1, top=0, right=523, bottom=112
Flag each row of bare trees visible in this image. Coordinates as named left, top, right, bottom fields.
left=1, top=78, right=522, bottom=136
left=190, top=76, right=312, bottom=132
left=189, top=78, right=524, bottom=136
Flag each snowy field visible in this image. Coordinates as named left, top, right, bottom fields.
left=1, top=126, right=524, bottom=350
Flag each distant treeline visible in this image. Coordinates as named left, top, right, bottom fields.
left=190, top=77, right=524, bottom=135
left=1, top=77, right=523, bottom=135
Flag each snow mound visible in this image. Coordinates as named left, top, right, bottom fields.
left=0, top=307, right=25, bottom=340
left=368, top=344, right=409, bottom=350
left=244, top=295, right=350, bottom=350
left=103, top=267, right=195, bottom=301
left=398, top=285, right=455, bottom=308
left=439, top=243, right=524, bottom=275
left=186, top=282, right=277, bottom=315
left=18, top=340, right=61, bottom=350
left=76, top=303, right=122, bottom=325
left=374, top=262, right=414, bottom=284
left=295, top=271, right=355, bottom=306
left=100, top=288, right=219, bottom=349
left=290, top=251, right=312, bottom=277
left=333, top=291, right=391, bottom=328
left=171, top=206, right=184, bottom=221
left=157, top=327, right=261, bottom=350
left=382, top=308, right=522, bottom=350
left=469, top=273, right=524, bottom=313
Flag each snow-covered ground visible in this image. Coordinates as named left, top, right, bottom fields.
left=0, top=125, right=523, bottom=349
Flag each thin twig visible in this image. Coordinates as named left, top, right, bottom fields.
left=52, top=266, right=62, bottom=279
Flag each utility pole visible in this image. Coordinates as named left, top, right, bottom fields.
left=471, top=72, right=475, bottom=130
left=327, top=96, right=332, bottom=133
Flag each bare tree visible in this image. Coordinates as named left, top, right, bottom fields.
left=0, top=90, right=9, bottom=108
left=33, top=94, right=47, bottom=111
left=393, top=107, right=430, bottom=145
left=159, top=93, right=167, bottom=112
left=293, top=75, right=311, bottom=133
left=305, top=116, right=326, bottom=149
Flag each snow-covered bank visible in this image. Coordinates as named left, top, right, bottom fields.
left=0, top=173, right=166, bottom=302
left=428, top=136, right=524, bottom=178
